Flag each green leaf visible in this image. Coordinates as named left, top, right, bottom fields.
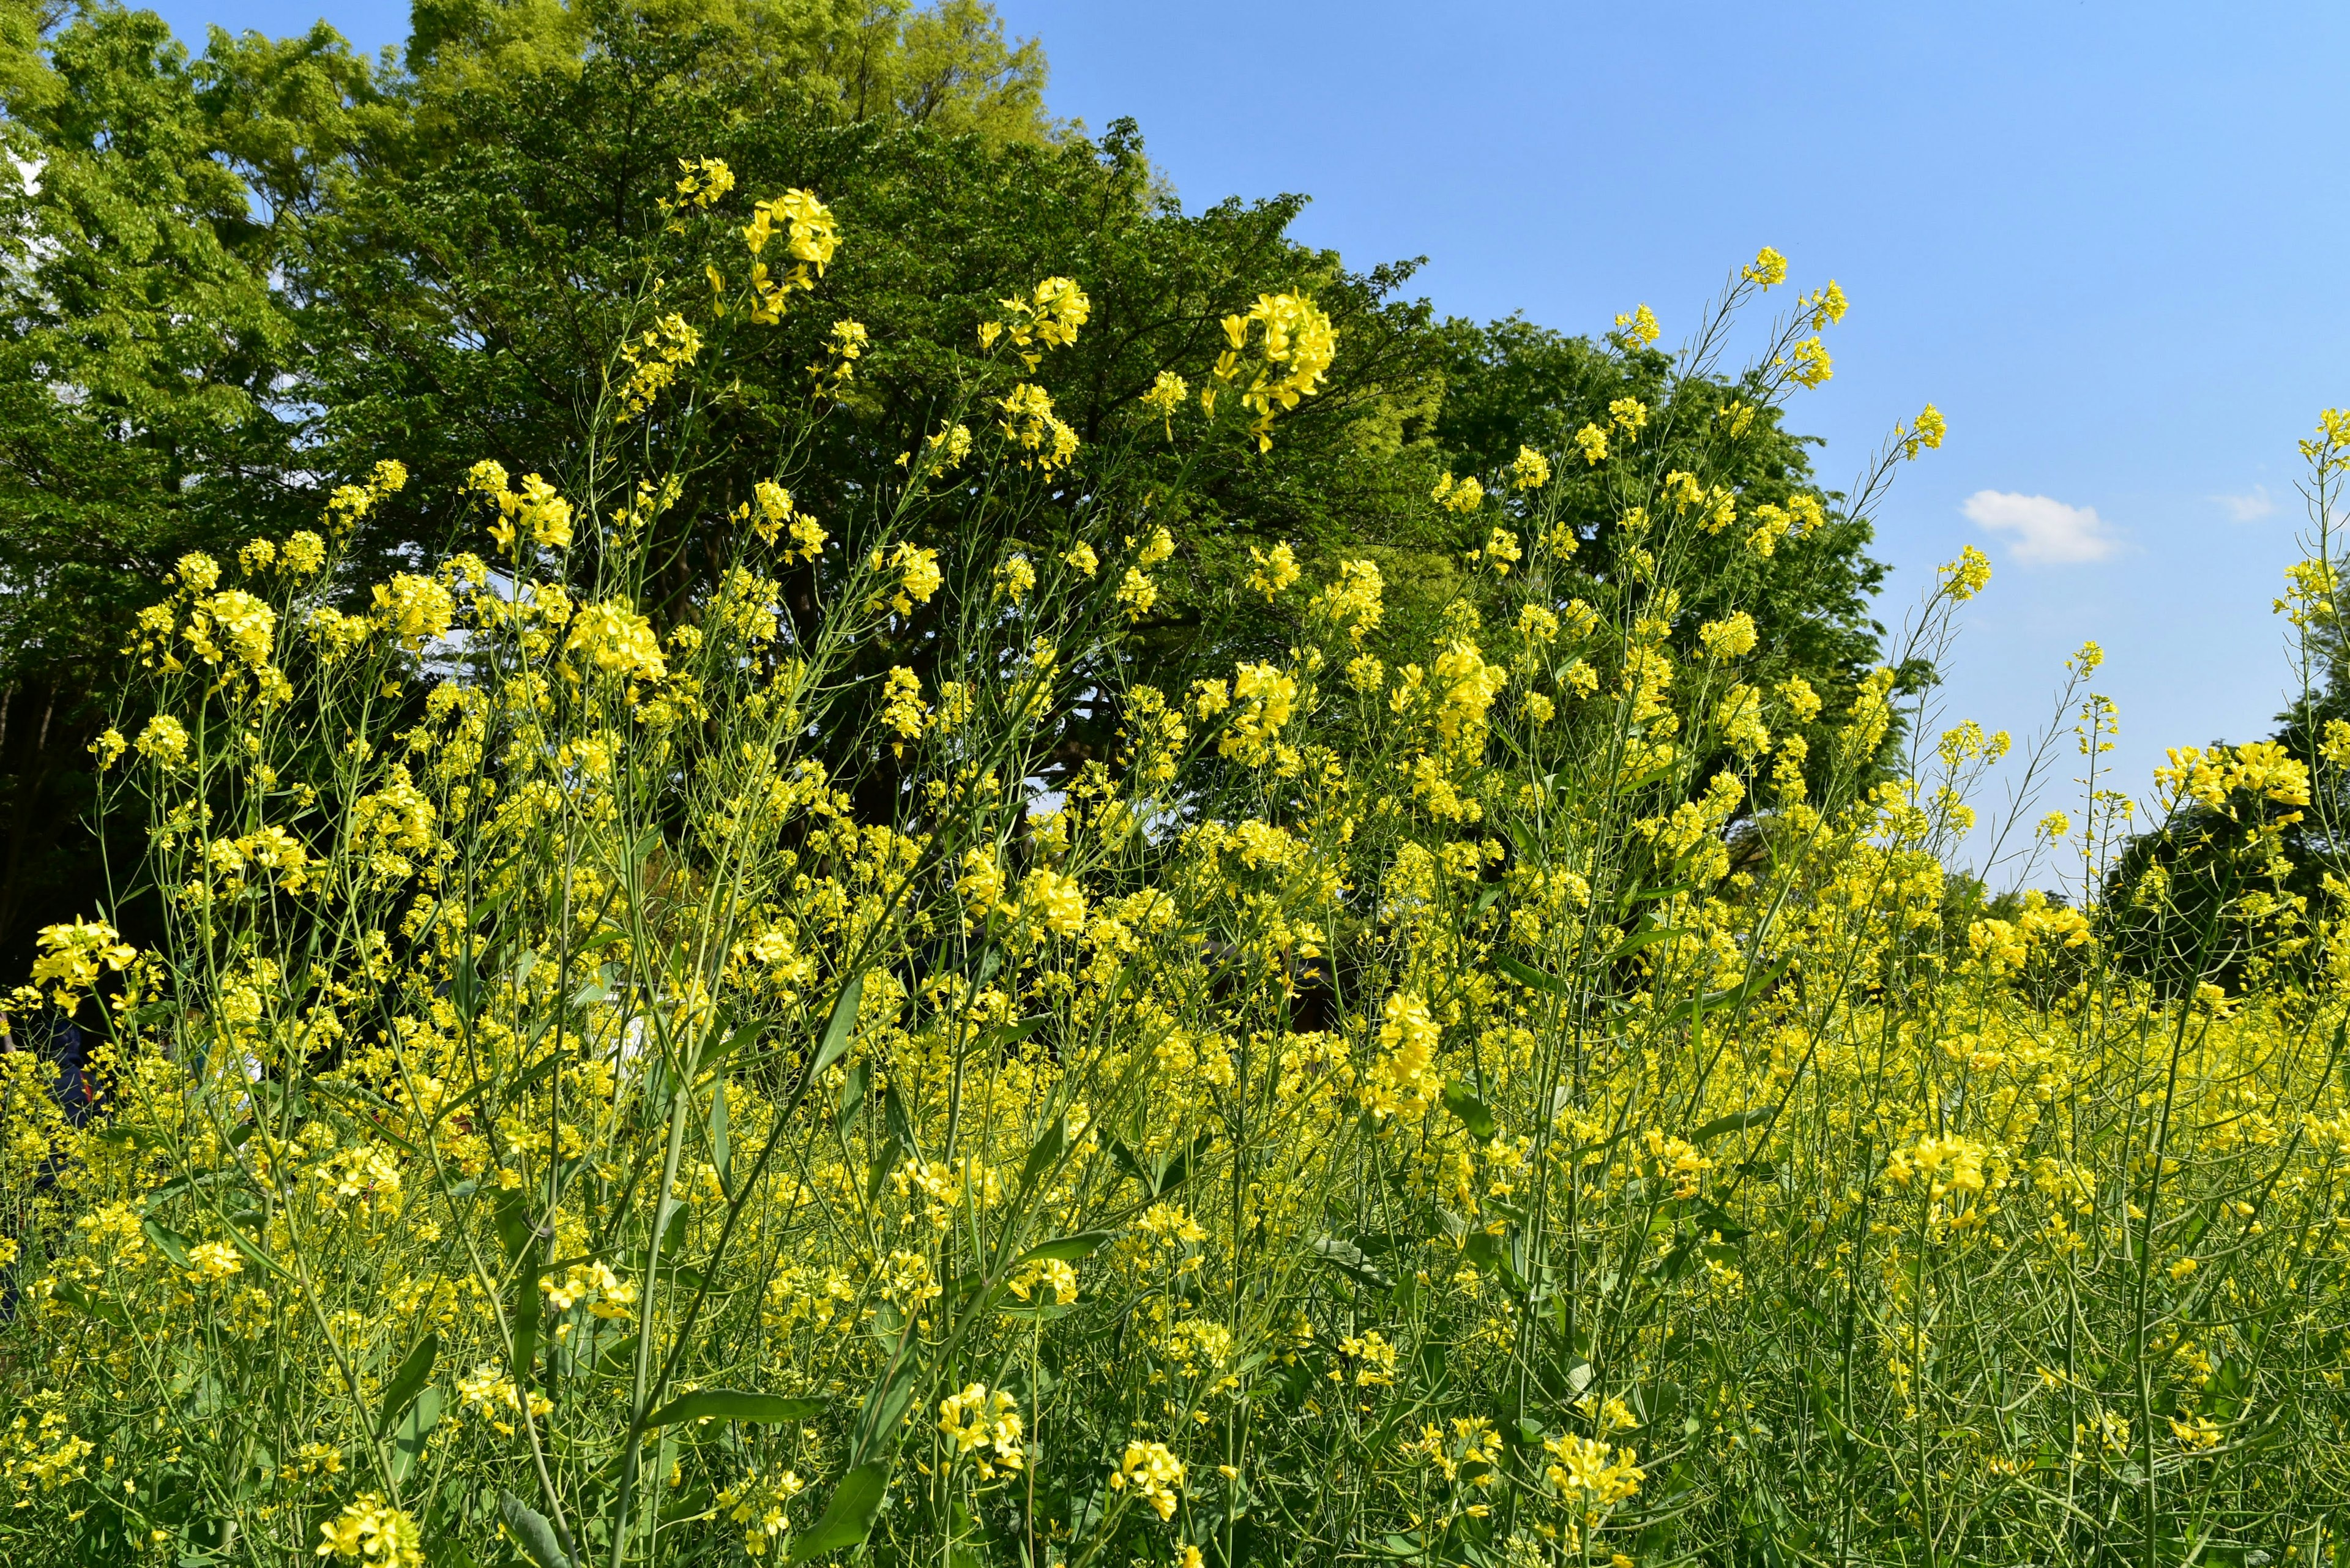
left=141, top=1218, right=193, bottom=1271
left=1494, top=954, right=1569, bottom=995
left=499, top=1491, right=572, bottom=1568
left=1016, top=1231, right=1112, bottom=1265
left=709, top=1069, right=731, bottom=1194
left=1690, top=1108, right=1773, bottom=1146
left=804, top=971, right=865, bottom=1096
left=641, top=1390, right=827, bottom=1430
left=510, top=1249, right=547, bottom=1388
left=50, top=1281, right=128, bottom=1327
left=1663, top=954, right=1794, bottom=1026
left=1311, top=1234, right=1393, bottom=1291
left=786, top=1462, right=891, bottom=1562
left=1441, top=1081, right=1496, bottom=1140
left=700, top=1018, right=764, bottom=1076
left=494, top=1189, right=535, bottom=1266
left=850, top=1345, right=919, bottom=1468
left=866, top=1135, right=905, bottom=1204
left=377, top=1332, right=439, bottom=1436
left=1017, top=1117, right=1067, bottom=1194
left=881, top=1082, right=914, bottom=1152
left=596, top=1333, right=641, bottom=1379
left=837, top=1060, right=870, bottom=1133
left=390, top=1387, right=442, bottom=1484
left=218, top=1219, right=292, bottom=1281
left=1611, top=926, right=1690, bottom=960
left=985, top=1014, right=1050, bottom=1053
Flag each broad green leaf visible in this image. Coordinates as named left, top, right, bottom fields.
left=837, top=1060, right=870, bottom=1133
left=390, top=1387, right=442, bottom=1484
left=1311, top=1234, right=1393, bottom=1291
left=787, top=1462, right=891, bottom=1562
left=377, top=1332, right=439, bottom=1435
left=1494, top=954, right=1569, bottom=995
left=1441, top=1081, right=1496, bottom=1140
left=850, top=1344, right=919, bottom=1468
left=1611, top=925, right=1690, bottom=960
left=1016, top=1231, right=1112, bottom=1266
left=499, top=1491, right=571, bottom=1568
left=642, top=1390, right=827, bottom=1430
left=141, top=1218, right=193, bottom=1271
left=1017, top=1116, right=1067, bottom=1194
left=709, top=1069, right=731, bottom=1193
left=1663, top=954, right=1794, bottom=1026
left=806, top=971, right=865, bottom=1093
left=1691, top=1108, right=1774, bottom=1146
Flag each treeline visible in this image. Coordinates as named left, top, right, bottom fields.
left=0, top=0, right=1898, bottom=970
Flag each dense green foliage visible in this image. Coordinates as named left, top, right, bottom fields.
left=0, top=0, right=1896, bottom=969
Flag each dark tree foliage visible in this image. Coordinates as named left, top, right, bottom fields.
left=0, top=0, right=1900, bottom=969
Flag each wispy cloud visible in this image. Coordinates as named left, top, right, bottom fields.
left=1961, top=490, right=2120, bottom=565
left=2212, top=483, right=2276, bottom=523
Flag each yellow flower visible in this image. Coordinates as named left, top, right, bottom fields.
left=1941, top=545, right=1993, bottom=602
left=1698, top=612, right=1758, bottom=660
left=135, top=713, right=190, bottom=767
left=187, top=1241, right=244, bottom=1285
left=1110, top=1439, right=1185, bottom=1521
left=870, top=543, right=944, bottom=616
left=1310, top=559, right=1384, bottom=643
left=1218, top=662, right=1298, bottom=764
left=938, top=1384, right=1026, bottom=1474
left=566, top=600, right=668, bottom=682
left=1787, top=337, right=1832, bottom=388
left=741, top=189, right=840, bottom=322
left=1903, top=402, right=1947, bottom=460
left=184, top=589, right=275, bottom=668
left=996, top=555, right=1037, bottom=603
left=1573, top=423, right=1608, bottom=466
left=673, top=155, right=734, bottom=208
left=1509, top=445, right=1551, bottom=490
left=29, top=919, right=138, bottom=1006
left=1743, top=245, right=1789, bottom=287
left=958, top=849, right=1005, bottom=916
left=987, top=277, right=1092, bottom=368
left=999, top=383, right=1081, bottom=472
left=1247, top=542, right=1300, bottom=600
left=1117, top=567, right=1160, bottom=621
left=614, top=315, right=704, bottom=422
left=315, top=1493, right=423, bottom=1567
left=1431, top=473, right=1484, bottom=513
left=880, top=666, right=929, bottom=754
left=1216, top=293, right=1337, bottom=450
left=1483, top=528, right=1521, bottom=575
left=1142, top=370, right=1188, bottom=435
left=1805, top=279, right=1849, bottom=328
left=1020, top=869, right=1087, bottom=938
left=1364, top=991, right=1441, bottom=1119
left=370, top=575, right=457, bottom=652
left=1543, top=1434, right=1643, bottom=1506
left=1613, top=303, right=1661, bottom=346
left=282, top=530, right=327, bottom=575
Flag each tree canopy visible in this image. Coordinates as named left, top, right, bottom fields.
left=0, top=0, right=1901, bottom=967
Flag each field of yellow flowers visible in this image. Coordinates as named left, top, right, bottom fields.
left=6, top=167, right=2350, bottom=1568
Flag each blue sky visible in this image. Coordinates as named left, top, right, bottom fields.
left=155, top=1, right=2350, bottom=878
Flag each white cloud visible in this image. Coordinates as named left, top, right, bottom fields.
left=1960, top=490, right=2120, bottom=564
left=2212, top=483, right=2276, bottom=523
